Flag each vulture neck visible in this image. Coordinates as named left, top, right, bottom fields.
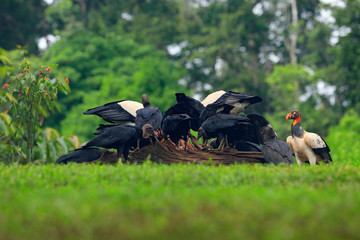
left=141, top=95, right=151, bottom=108
left=292, top=116, right=301, bottom=126
left=291, top=122, right=304, bottom=138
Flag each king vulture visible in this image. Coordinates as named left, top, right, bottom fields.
left=135, top=94, right=163, bottom=130
left=199, top=90, right=262, bottom=122
left=83, top=99, right=143, bottom=125
left=285, top=110, right=332, bottom=166
left=84, top=124, right=155, bottom=162
left=247, top=113, right=293, bottom=165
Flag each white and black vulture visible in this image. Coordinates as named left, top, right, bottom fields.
left=197, top=114, right=254, bottom=150
left=84, top=124, right=156, bottom=162
left=247, top=113, right=293, bottom=165
left=162, top=93, right=204, bottom=131
left=285, top=110, right=332, bottom=166
left=200, top=90, right=262, bottom=122
left=135, top=94, right=163, bottom=130
left=56, top=147, right=103, bottom=164
left=83, top=99, right=143, bottom=125
left=161, top=113, right=192, bottom=149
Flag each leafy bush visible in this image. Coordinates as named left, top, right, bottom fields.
left=326, top=109, right=360, bottom=165
left=0, top=58, right=76, bottom=163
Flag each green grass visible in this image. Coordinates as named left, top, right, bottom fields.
left=1, top=163, right=360, bottom=240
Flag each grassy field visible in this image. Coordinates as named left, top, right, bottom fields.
left=1, top=162, right=360, bottom=240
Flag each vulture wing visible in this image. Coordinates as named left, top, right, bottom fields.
left=135, top=107, right=163, bottom=129
left=86, top=125, right=137, bottom=149
left=286, top=136, right=295, bottom=156
left=199, top=93, right=262, bottom=122
left=83, top=100, right=143, bottom=124
left=304, top=132, right=332, bottom=162
left=262, top=139, right=294, bottom=165
left=201, top=114, right=249, bottom=133
left=56, top=148, right=102, bottom=164
left=201, top=90, right=226, bottom=107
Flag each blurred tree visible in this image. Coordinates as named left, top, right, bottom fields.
left=329, top=0, right=360, bottom=114
left=0, top=0, right=50, bottom=54
left=41, top=31, right=184, bottom=141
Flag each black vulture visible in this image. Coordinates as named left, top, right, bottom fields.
left=83, top=100, right=143, bottom=124
left=56, top=148, right=102, bottom=164
left=198, top=114, right=255, bottom=150
left=135, top=94, right=163, bottom=130
left=199, top=91, right=262, bottom=122
left=84, top=124, right=155, bottom=162
left=247, top=113, right=293, bottom=165
left=161, top=113, right=192, bottom=148
left=233, top=141, right=262, bottom=152
left=162, top=93, right=204, bottom=131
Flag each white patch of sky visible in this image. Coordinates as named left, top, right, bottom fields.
left=38, top=35, right=60, bottom=51
left=215, top=57, right=226, bottom=77
left=316, top=9, right=335, bottom=24
left=268, top=53, right=280, bottom=64
left=121, top=13, right=133, bottom=21
left=330, top=26, right=351, bottom=45
left=300, top=80, right=336, bottom=105
left=166, top=41, right=188, bottom=56
left=320, top=0, right=345, bottom=8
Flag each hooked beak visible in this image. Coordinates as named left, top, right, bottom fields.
left=286, top=113, right=292, bottom=121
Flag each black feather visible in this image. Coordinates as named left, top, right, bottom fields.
left=56, top=148, right=102, bottom=164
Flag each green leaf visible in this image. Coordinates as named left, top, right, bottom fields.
left=0, top=118, right=8, bottom=135
left=57, top=136, right=68, bottom=154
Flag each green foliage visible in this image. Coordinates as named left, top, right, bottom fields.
left=266, top=64, right=313, bottom=112
left=1, top=59, right=70, bottom=163
left=35, top=127, right=80, bottom=164
left=330, top=0, right=360, bottom=113
left=0, top=111, right=78, bottom=164
left=0, top=0, right=50, bottom=54
left=327, top=109, right=360, bottom=166
left=0, top=164, right=360, bottom=239
left=41, top=31, right=184, bottom=142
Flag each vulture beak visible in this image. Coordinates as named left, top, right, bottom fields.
left=152, top=129, right=160, bottom=142
left=286, top=113, right=292, bottom=121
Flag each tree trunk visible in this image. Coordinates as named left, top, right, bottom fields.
left=77, top=0, right=88, bottom=29
left=289, top=0, right=298, bottom=65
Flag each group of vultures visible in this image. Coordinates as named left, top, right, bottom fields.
left=57, top=90, right=332, bottom=166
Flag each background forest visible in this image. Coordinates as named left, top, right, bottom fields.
left=1, top=0, right=360, bottom=162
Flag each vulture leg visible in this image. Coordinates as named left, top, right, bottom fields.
left=295, top=154, right=303, bottom=166
left=224, top=135, right=231, bottom=150
left=308, top=153, right=317, bottom=165
left=134, top=139, right=141, bottom=151
left=217, top=134, right=226, bottom=151
left=184, top=136, right=188, bottom=151
left=122, top=145, right=130, bottom=163
left=218, top=138, right=225, bottom=151
left=116, top=144, right=125, bottom=160
left=201, top=138, right=208, bottom=148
